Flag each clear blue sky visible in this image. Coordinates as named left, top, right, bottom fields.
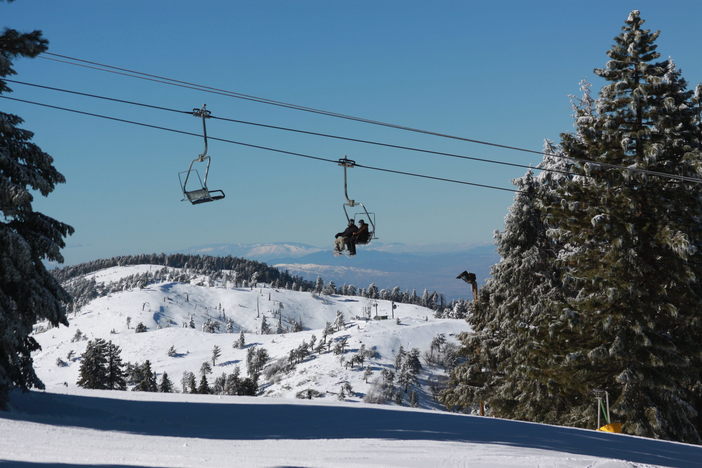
left=3, top=1, right=702, bottom=265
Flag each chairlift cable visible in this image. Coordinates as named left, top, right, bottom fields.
left=0, top=95, right=519, bottom=193
left=34, top=54, right=702, bottom=185
left=4, top=79, right=574, bottom=178
left=7, top=79, right=702, bottom=185
left=34, top=53, right=557, bottom=153
left=3, top=79, right=193, bottom=115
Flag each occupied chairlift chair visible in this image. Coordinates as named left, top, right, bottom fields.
left=179, top=104, right=225, bottom=205
left=338, top=157, right=377, bottom=245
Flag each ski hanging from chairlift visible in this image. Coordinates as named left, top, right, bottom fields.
left=333, top=157, right=377, bottom=256
left=179, top=104, right=225, bottom=205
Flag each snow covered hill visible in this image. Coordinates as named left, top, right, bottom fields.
left=33, top=264, right=466, bottom=407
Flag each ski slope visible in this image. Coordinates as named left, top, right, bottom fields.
left=3, top=388, right=700, bottom=467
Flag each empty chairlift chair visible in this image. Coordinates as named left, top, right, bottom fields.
left=179, top=105, right=225, bottom=205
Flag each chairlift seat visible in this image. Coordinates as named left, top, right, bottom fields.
left=185, top=188, right=225, bottom=205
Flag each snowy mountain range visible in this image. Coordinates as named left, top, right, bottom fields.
left=4, top=262, right=701, bottom=466
left=178, top=242, right=498, bottom=300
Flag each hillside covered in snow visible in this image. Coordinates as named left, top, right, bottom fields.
left=34, top=261, right=466, bottom=407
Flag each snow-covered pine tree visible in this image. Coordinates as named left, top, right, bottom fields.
left=77, top=339, right=109, bottom=389
left=105, top=341, right=126, bottom=390
left=367, top=283, right=379, bottom=299
left=537, top=11, right=702, bottom=443
left=322, top=281, right=336, bottom=295
left=442, top=11, right=702, bottom=444
left=0, top=27, right=74, bottom=408
left=440, top=144, right=573, bottom=420
left=211, top=345, right=221, bottom=366
left=212, top=373, right=226, bottom=394
left=181, top=371, right=196, bottom=394
left=236, top=330, right=246, bottom=349
left=333, top=311, right=345, bottom=331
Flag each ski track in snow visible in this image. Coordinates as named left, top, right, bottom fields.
left=2, top=264, right=699, bottom=467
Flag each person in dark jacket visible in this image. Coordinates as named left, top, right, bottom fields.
left=334, top=220, right=357, bottom=253
left=348, top=219, right=369, bottom=255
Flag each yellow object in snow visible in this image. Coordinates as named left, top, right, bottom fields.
left=598, top=422, right=622, bottom=433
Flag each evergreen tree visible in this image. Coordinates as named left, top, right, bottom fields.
left=333, top=311, right=345, bottom=331
left=77, top=339, right=109, bottom=389
left=367, top=283, right=379, bottom=299
left=541, top=12, right=702, bottom=443
left=181, top=371, right=197, bottom=394
left=212, top=373, right=227, bottom=394
left=236, top=330, right=246, bottom=349
left=211, top=345, right=221, bottom=366
left=134, top=322, right=147, bottom=333
left=260, top=316, right=270, bottom=334
left=441, top=153, right=571, bottom=419
left=322, top=281, right=337, bottom=295
left=105, top=341, right=126, bottom=390
left=0, top=27, right=74, bottom=408
left=158, top=372, right=174, bottom=393
left=442, top=11, right=702, bottom=444
left=197, top=374, right=210, bottom=394
left=314, top=276, right=324, bottom=294
left=225, top=368, right=241, bottom=395
left=133, top=360, right=157, bottom=392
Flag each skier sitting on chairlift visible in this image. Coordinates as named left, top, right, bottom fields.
left=348, top=219, right=369, bottom=256
left=334, top=219, right=358, bottom=254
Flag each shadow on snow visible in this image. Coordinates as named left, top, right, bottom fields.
left=3, top=390, right=701, bottom=468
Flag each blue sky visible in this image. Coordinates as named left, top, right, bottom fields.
left=3, top=1, right=702, bottom=265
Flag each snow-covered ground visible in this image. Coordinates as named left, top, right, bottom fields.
left=4, top=389, right=700, bottom=467
left=2, top=264, right=699, bottom=466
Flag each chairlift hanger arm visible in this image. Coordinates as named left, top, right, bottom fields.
left=338, top=157, right=356, bottom=206
left=193, top=104, right=212, bottom=161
